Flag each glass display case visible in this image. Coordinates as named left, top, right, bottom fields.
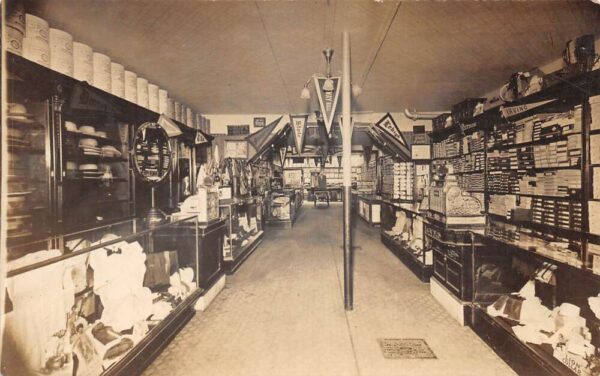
left=2, top=216, right=203, bottom=376
left=219, top=197, right=264, bottom=273
left=6, top=56, right=53, bottom=252
left=266, top=190, right=298, bottom=228
left=357, top=194, right=382, bottom=226
left=380, top=200, right=431, bottom=282
left=471, top=232, right=600, bottom=376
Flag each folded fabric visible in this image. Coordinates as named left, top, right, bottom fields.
left=104, top=338, right=134, bottom=360
left=143, top=251, right=179, bottom=288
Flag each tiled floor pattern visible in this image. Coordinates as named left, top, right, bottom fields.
left=144, top=205, right=516, bottom=376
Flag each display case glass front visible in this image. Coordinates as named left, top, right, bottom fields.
left=220, top=198, right=264, bottom=262
left=472, top=233, right=600, bottom=376
left=2, top=217, right=201, bottom=376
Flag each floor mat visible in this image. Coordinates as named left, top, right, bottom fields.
left=378, top=339, right=437, bottom=359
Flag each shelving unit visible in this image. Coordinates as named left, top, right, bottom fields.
left=428, top=68, right=600, bottom=374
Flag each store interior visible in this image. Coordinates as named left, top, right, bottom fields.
left=3, top=1, right=600, bottom=375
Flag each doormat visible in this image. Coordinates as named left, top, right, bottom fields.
left=377, top=338, right=437, bottom=359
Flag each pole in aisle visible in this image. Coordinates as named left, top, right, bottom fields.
left=342, top=31, right=353, bottom=311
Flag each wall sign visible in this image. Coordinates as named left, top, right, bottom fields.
left=254, top=117, right=266, bottom=128
left=224, top=140, right=248, bottom=159
left=227, top=124, right=250, bottom=136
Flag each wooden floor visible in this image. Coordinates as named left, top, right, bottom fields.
left=144, top=205, right=515, bottom=376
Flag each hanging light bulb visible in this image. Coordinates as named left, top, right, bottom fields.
left=352, top=84, right=362, bottom=97
left=323, top=77, right=334, bottom=91
left=322, top=48, right=335, bottom=91
left=300, top=77, right=312, bottom=99
left=300, top=84, right=311, bottom=99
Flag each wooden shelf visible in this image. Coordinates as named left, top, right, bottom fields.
left=486, top=133, right=571, bottom=151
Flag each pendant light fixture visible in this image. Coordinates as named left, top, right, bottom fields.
left=300, top=48, right=360, bottom=99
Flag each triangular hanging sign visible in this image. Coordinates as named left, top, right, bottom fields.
left=194, top=130, right=208, bottom=145
left=290, top=114, right=308, bottom=154
left=279, top=146, right=288, bottom=167
left=314, top=76, right=341, bottom=135
left=375, top=113, right=407, bottom=146
left=337, top=155, right=343, bottom=167
left=338, top=116, right=354, bottom=141
left=363, top=145, right=373, bottom=165
left=314, top=157, right=320, bottom=167
left=500, top=99, right=556, bottom=118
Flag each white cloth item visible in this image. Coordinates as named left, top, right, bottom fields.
left=588, top=296, right=600, bottom=319
left=5, top=259, right=74, bottom=373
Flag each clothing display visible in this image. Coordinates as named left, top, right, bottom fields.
left=4, top=2, right=600, bottom=376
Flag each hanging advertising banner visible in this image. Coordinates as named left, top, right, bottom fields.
left=363, top=145, right=373, bottom=165
left=375, top=112, right=407, bottom=146
left=500, top=99, right=556, bottom=118
left=194, top=130, right=208, bottom=145
left=314, top=76, right=341, bottom=135
left=279, top=146, right=288, bottom=167
left=337, top=155, right=343, bottom=167
left=290, top=114, right=308, bottom=154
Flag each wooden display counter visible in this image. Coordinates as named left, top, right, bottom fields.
left=357, top=194, right=382, bottom=226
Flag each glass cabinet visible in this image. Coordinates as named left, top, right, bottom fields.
left=380, top=200, right=431, bottom=282
left=219, top=197, right=264, bottom=273
left=2, top=217, right=202, bottom=376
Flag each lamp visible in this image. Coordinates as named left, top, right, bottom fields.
left=323, top=48, right=334, bottom=91
left=301, top=47, right=362, bottom=99
left=300, top=78, right=311, bottom=99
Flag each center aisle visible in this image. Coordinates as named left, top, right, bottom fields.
left=144, top=205, right=515, bottom=376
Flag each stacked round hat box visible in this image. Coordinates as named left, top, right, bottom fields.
left=24, top=14, right=50, bottom=67
left=49, top=28, right=73, bottom=76
left=12, top=8, right=207, bottom=127
left=5, top=3, right=26, bottom=56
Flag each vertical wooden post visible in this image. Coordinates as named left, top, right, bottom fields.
left=342, top=31, right=353, bottom=310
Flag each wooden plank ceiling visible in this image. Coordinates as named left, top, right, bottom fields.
left=28, top=0, right=600, bottom=114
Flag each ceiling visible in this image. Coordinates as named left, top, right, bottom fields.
left=27, top=0, right=600, bottom=114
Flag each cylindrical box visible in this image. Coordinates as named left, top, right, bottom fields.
left=159, top=89, right=169, bottom=114
left=111, top=63, right=125, bottom=98
left=73, top=42, right=93, bottom=83
left=92, top=52, right=111, bottom=92
left=25, top=13, right=48, bottom=41
left=167, top=98, right=175, bottom=118
left=148, top=84, right=159, bottom=112
left=137, top=77, right=149, bottom=108
left=124, top=70, right=138, bottom=103
left=5, top=27, right=24, bottom=56
left=49, top=28, right=73, bottom=76
left=23, top=36, right=50, bottom=67
left=174, top=102, right=182, bottom=122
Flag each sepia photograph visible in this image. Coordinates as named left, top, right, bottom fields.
left=1, top=0, right=600, bottom=375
